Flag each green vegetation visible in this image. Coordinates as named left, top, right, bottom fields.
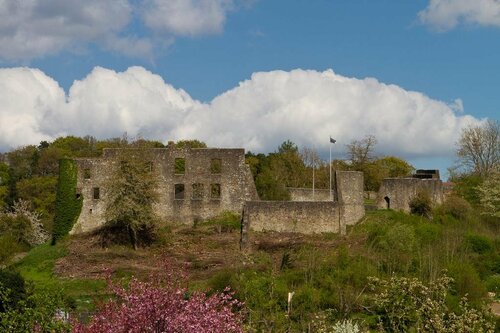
left=202, top=211, right=241, bottom=232
left=12, top=242, right=105, bottom=309
left=52, top=159, right=82, bottom=243
left=0, top=133, right=497, bottom=331
left=103, top=149, right=159, bottom=249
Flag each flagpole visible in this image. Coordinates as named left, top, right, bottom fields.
left=329, top=137, right=336, bottom=201
left=312, top=144, right=315, bottom=200
left=329, top=142, right=332, bottom=201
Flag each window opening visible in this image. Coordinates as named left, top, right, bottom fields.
left=174, top=158, right=185, bottom=174
left=192, top=183, right=204, bottom=200
left=210, top=158, right=222, bottom=174
left=175, top=184, right=185, bottom=200
left=83, top=168, right=91, bottom=179
left=210, top=183, right=221, bottom=199
left=93, top=187, right=100, bottom=200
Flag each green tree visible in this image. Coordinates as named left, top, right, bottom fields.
left=104, top=149, right=159, bottom=249
left=16, top=176, right=58, bottom=230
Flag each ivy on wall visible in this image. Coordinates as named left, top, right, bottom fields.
left=52, top=159, right=82, bottom=243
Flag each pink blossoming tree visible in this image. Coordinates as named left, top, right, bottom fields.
left=73, top=269, right=244, bottom=333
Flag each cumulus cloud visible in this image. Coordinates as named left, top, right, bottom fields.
left=0, top=67, right=481, bottom=160
left=419, top=0, right=500, bottom=31
left=142, top=0, right=234, bottom=36
left=0, top=0, right=154, bottom=61
left=0, top=0, right=250, bottom=61
left=0, top=67, right=65, bottom=148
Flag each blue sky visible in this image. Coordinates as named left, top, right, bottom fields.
left=0, top=0, right=499, bottom=176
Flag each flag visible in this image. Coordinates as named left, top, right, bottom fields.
left=329, top=137, right=336, bottom=144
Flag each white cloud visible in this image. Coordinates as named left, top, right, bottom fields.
left=0, top=67, right=65, bottom=148
left=0, top=67, right=482, bottom=161
left=142, top=0, right=234, bottom=36
left=0, top=0, right=249, bottom=61
left=419, top=0, right=500, bottom=31
left=0, top=0, right=153, bottom=61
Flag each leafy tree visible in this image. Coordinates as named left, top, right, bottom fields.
left=376, top=156, right=414, bottom=178
left=0, top=163, right=9, bottom=186
left=456, top=119, right=499, bottom=178
left=6, top=145, right=38, bottom=180
left=73, top=269, right=244, bottom=333
left=475, top=170, right=500, bottom=217
left=16, top=176, right=57, bottom=229
left=104, top=149, right=159, bottom=249
left=51, top=135, right=98, bottom=158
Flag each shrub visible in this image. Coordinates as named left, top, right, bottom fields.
left=409, top=190, right=432, bottom=218
left=369, top=274, right=494, bottom=332
left=0, top=235, right=25, bottom=265
left=0, top=269, right=26, bottom=312
left=465, top=233, right=493, bottom=254
left=448, top=262, right=487, bottom=305
left=332, top=319, right=361, bottom=333
left=437, top=195, right=473, bottom=221
left=0, top=285, right=70, bottom=332
left=205, top=211, right=241, bottom=233
left=485, top=275, right=500, bottom=293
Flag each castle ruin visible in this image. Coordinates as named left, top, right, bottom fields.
left=70, top=145, right=258, bottom=234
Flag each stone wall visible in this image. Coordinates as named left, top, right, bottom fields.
left=243, top=201, right=341, bottom=234
left=287, top=188, right=332, bottom=201
left=70, top=146, right=258, bottom=234
left=336, top=171, right=365, bottom=226
left=240, top=171, right=365, bottom=247
left=376, top=178, right=443, bottom=213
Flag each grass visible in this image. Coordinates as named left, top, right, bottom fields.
left=12, top=240, right=106, bottom=311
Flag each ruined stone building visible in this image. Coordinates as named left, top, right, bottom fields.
left=68, top=143, right=367, bottom=239
left=70, top=145, right=258, bottom=234
left=376, top=169, right=444, bottom=212
left=66, top=142, right=443, bottom=241
left=240, top=171, right=366, bottom=248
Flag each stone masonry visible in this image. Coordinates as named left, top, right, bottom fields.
left=240, top=171, right=365, bottom=247
left=70, top=145, right=258, bottom=234
left=376, top=176, right=443, bottom=212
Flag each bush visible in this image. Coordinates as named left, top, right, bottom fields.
left=0, top=269, right=26, bottom=312
left=0, top=235, right=26, bottom=265
left=409, top=190, right=432, bottom=218
left=369, top=274, right=494, bottom=332
left=465, top=233, right=494, bottom=254
left=0, top=286, right=71, bottom=332
left=0, top=214, right=32, bottom=247
left=437, top=195, right=473, bottom=221
left=448, top=262, right=487, bottom=305
left=205, top=211, right=241, bottom=233
left=485, top=275, right=500, bottom=293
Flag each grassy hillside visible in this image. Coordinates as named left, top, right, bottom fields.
left=9, top=208, right=500, bottom=331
